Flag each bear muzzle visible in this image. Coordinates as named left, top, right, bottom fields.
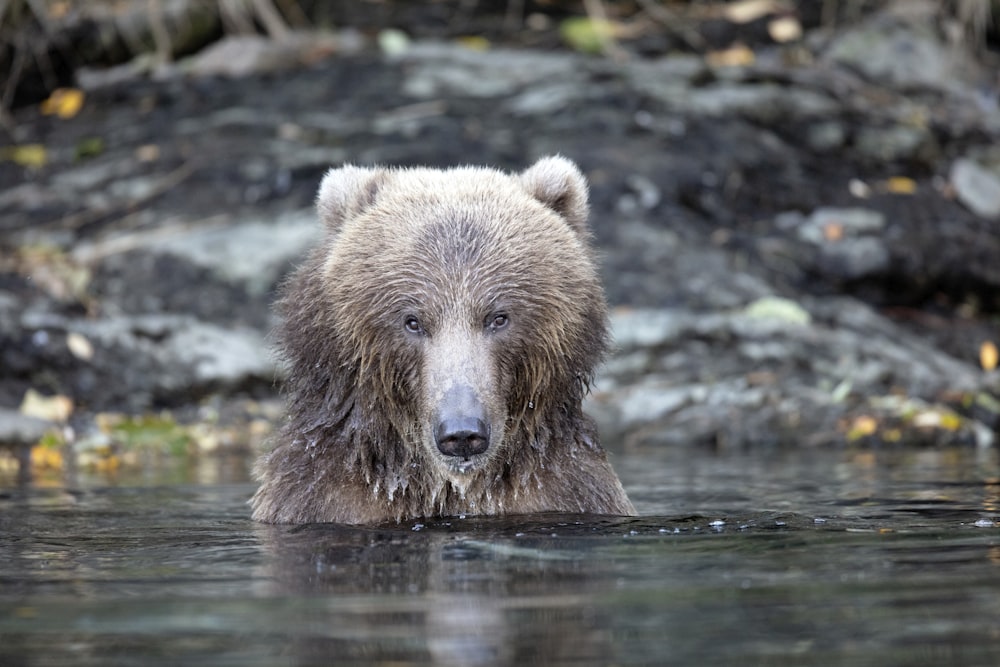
left=434, top=385, right=490, bottom=463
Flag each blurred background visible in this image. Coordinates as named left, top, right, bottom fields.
left=1, top=0, right=999, bottom=484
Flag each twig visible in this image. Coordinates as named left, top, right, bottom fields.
left=51, top=160, right=199, bottom=232
left=148, top=0, right=174, bottom=65
left=635, top=0, right=706, bottom=51
left=252, top=0, right=291, bottom=39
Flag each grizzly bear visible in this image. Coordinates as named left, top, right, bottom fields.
left=250, top=156, right=635, bottom=524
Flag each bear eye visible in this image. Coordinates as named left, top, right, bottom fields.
left=487, top=313, right=509, bottom=332
left=404, top=315, right=423, bottom=335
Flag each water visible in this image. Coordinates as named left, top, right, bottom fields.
left=2, top=445, right=999, bottom=666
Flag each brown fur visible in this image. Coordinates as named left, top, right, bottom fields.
left=251, top=156, right=635, bottom=524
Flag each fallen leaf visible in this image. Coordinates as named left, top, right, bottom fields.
left=768, top=17, right=802, bottom=42
left=40, top=88, right=85, bottom=119
left=706, top=44, right=756, bottom=68
left=560, top=17, right=618, bottom=54
left=31, top=445, right=64, bottom=470
left=847, top=415, right=878, bottom=441
left=939, top=411, right=963, bottom=431
left=20, top=389, right=74, bottom=423
left=882, top=428, right=902, bottom=442
left=135, top=144, right=161, bottom=162
left=75, top=137, right=104, bottom=160
left=48, top=1, right=70, bottom=18
left=822, top=222, right=844, bottom=242
left=724, top=0, right=785, bottom=23
left=911, top=408, right=962, bottom=430
left=377, top=29, right=411, bottom=56
left=2, top=144, right=47, bottom=168
left=848, top=178, right=872, bottom=199
left=981, top=341, right=998, bottom=371
left=456, top=35, right=491, bottom=51
left=66, top=332, right=94, bottom=361
left=884, top=176, right=917, bottom=194
left=743, top=296, right=811, bottom=325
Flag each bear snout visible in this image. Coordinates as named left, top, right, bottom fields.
left=434, top=385, right=490, bottom=460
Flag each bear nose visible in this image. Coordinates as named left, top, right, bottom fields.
left=434, top=385, right=490, bottom=459
left=435, top=417, right=490, bottom=459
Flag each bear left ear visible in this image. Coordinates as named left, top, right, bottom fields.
left=316, top=165, right=386, bottom=231
left=518, top=156, right=590, bottom=237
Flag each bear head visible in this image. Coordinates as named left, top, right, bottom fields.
left=256, top=156, right=628, bottom=522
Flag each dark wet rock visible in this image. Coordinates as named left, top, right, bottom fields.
left=3, top=311, right=273, bottom=413
left=592, top=298, right=992, bottom=449
left=1, top=4, right=998, bottom=451
left=822, top=6, right=985, bottom=92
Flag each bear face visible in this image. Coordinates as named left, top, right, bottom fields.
left=251, top=157, right=635, bottom=524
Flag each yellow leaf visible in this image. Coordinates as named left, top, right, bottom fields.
left=2, top=144, right=47, bottom=168
left=882, top=428, right=902, bottom=442
left=40, top=88, right=85, bottom=119
left=981, top=340, right=998, bottom=371
left=560, top=17, right=618, bottom=54
left=456, top=35, right=491, bottom=51
left=31, top=445, right=64, bottom=470
left=846, top=415, right=878, bottom=441
left=939, top=411, right=963, bottom=431
left=885, top=176, right=917, bottom=194
left=19, top=389, right=74, bottom=423
left=706, top=44, right=755, bottom=68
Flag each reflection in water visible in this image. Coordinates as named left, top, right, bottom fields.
left=255, top=517, right=633, bottom=665
left=0, top=446, right=999, bottom=666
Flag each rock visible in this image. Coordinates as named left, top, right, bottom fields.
left=0, top=407, right=52, bottom=447
left=824, top=11, right=980, bottom=91
left=141, top=211, right=319, bottom=296
left=593, top=297, right=989, bottom=448
left=791, top=207, right=886, bottom=244
left=950, top=158, right=1000, bottom=219
left=778, top=208, right=890, bottom=281
left=180, top=33, right=341, bottom=78
left=9, top=312, right=274, bottom=412
left=854, top=124, right=932, bottom=164
left=398, top=43, right=582, bottom=99
left=1, top=7, right=998, bottom=454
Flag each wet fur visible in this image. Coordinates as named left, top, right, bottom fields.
left=251, top=157, right=635, bottom=524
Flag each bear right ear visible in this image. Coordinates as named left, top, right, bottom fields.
left=518, top=155, right=590, bottom=238
left=316, top=165, right=386, bottom=231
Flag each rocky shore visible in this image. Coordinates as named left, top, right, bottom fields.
left=1, top=1, right=998, bottom=475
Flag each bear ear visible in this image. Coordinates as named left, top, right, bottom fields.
left=316, top=165, right=387, bottom=231
left=518, top=155, right=590, bottom=237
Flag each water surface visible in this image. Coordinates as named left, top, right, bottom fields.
left=2, top=445, right=999, bottom=666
